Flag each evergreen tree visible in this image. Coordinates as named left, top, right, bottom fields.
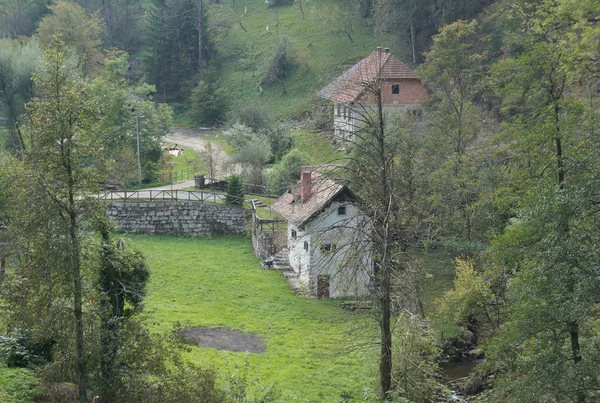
left=225, top=174, right=244, bottom=206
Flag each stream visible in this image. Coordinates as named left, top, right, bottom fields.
left=439, top=358, right=485, bottom=401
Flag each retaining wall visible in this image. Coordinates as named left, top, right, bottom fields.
left=107, top=201, right=245, bottom=236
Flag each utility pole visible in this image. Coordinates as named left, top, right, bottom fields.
left=136, top=115, right=145, bottom=183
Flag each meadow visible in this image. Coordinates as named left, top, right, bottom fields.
left=134, top=235, right=379, bottom=402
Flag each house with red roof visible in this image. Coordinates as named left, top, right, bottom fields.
left=271, top=169, right=373, bottom=298
left=318, top=47, right=429, bottom=143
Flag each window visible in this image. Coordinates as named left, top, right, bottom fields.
left=320, top=244, right=337, bottom=253
left=342, top=106, right=347, bottom=119
left=392, top=84, right=400, bottom=94
left=291, top=229, right=297, bottom=239
left=338, top=206, right=346, bottom=216
left=304, top=241, right=309, bottom=251
left=336, top=104, right=340, bottom=116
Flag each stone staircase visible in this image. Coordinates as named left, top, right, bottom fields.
left=250, top=199, right=267, bottom=208
left=271, top=248, right=290, bottom=269
left=262, top=248, right=304, bottom=295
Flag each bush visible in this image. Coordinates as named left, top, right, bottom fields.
left=229, top=104, right=270, bottom=133
left=261, top=124, right=293, bottom=161
left=190, top=81, right=228, bottom=126
left=261, top=36, right=294, bottom=93
left=226, top=175, right=244, bottom=206
left=391, top=314, right=442, bottom=402
left=267, top=148, right=310, bottom=194
left=0, top=334, right=52, bottom=369
left=0, top=365, right=44, bottom=402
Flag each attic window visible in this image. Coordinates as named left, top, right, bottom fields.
left=392, top=84, right=400, bottom=94
left=338, top=206, right=346, bottom=216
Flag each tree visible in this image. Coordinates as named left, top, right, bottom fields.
left=144, top=0, right=213, bottom=101
left=465, top=1, right=600, bottom=400
left=87, top=53, right=172, bottom=183
left=97, top=222, right=150, bottom=402
left=326, top=72, right=431, bottom=399
left=419, top=21, right=486, bottom=243
left=0, top=0, right=50, bottom=38
left=261, top=36, right=294, bottom=94
left=224, top=123, right=272, bottom=186
left=36, top=1, right=104, bottom=77
left=225, top=174, right=244, bottom=206
left=16, top=38, right=105, bottom=402
left=267, top=148, right=310, bottom=194
left=0, top=38, right=41, bottom=153
left=190, top=79, right=228, bottom=125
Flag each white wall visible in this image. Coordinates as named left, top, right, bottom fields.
left=287, top=201, right=373, bottom=297
left=333, top=103, right=357, bottom=143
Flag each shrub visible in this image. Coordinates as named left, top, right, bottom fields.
left=0, top=334, right=52, bottom=369
left=267, top=148, right=310, bottom=194
left=0, top=366, right=44, bottom=402
left=261, top=124, right=293, bottom=161
left=391, top=314, right=442, bottom=402
left=261, top=36, right=294, bottom=93
left=229, top=104, right=270, bottom=133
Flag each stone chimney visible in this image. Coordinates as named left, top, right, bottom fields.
left=376, top=46, right=382, bottom=56
left=300, top=169, right=312, bottom=202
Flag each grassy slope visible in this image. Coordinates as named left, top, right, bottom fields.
left=210, top=0, right=403, bottom=119
left=0, top=365, right=44, bottom=403
left=134, top=235, right=377, bottom=402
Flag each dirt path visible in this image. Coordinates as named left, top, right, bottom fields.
left=165, top=127, right=241, bottom=177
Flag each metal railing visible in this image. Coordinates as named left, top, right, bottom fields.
left=97, top=189, right=246, bottom=205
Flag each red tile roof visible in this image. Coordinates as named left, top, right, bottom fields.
left=318, top=49, right=418, bottom=103
left=271, top=171, right=349, bottom=226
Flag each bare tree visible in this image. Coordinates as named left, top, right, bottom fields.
left=317, top=57, right=428, bottom=398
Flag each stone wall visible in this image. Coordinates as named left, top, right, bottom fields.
left=251, top=214, right=287, bottom=259
left=107, top=201, right=245, bottom=236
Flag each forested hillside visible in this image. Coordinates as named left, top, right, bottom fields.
left=0, top=0, right=493, bottom=122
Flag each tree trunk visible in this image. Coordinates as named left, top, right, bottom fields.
left=376, top=85, right=393, bottom=400
left=67, top=163, right=86, bottom=403
left=102, top=0, right=113, bottom=47
left=70, top=215, right=86, bottom=403
left=197, top=0, right=203, bottom=71
left=410, top=21, right=416, bottom=64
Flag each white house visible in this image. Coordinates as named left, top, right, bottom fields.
left=271, top=169, right=372, bottom=298
left=318, top=46, right=429, bottom=143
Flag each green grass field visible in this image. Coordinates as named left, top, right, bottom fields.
left=133, top=235, right=378, bottom=402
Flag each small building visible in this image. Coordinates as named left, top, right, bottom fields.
left=271, top=169, right=372, bottom=298
left=318, top=46, right=429, bottom=142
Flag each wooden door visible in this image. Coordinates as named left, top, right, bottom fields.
left=317, top=275, right=330, bottom=299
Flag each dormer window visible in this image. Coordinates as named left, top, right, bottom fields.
left=338, top=206, right=346, bottom=216
left=392, top=84, right=400, bottom=94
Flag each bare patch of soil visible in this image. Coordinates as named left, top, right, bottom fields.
left=179, top=326, right=266, bottom=353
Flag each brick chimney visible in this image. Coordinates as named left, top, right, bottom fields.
left=300, top=169, right=312, bottom=202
